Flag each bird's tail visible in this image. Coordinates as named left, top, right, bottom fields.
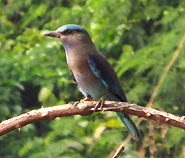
left=116, top=112, right=141, bottom=140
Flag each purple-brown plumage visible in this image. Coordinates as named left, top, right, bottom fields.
left=44, top=24, right=141, bottom=140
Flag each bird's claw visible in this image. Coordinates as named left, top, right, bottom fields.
left=71, top=97, right=91, bottom=108
left=70, top=101, right=80, bottom=107
left=94, top=94, right=106, bottom=112
left=80, top=97, right=91, bottom=102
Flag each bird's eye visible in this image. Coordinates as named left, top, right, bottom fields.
left=62, top=29, right=75, bottom=35
left=67, top=29, right=73, bottom=34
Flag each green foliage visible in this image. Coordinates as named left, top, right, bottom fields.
left=0, top=0, right=185, bottom=157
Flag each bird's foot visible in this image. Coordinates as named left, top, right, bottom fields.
left=71, top=97, right=91, bottom=108
left=94, top=94, right=106, bottom=112
left=80, top=97, right=91, bottom=102
left=70, top=101, right=79, bottom=107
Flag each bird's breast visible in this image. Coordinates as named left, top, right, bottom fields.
left=66, top=50, right=108, bottom=99
left=74, top=66, right=107, bottom=100
left=68, top=58, right=107, bottom=99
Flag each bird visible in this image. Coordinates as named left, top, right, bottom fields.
left=44, top=24, right=141, bottom=140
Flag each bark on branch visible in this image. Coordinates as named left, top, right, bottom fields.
left=0, top=101, right=185, bottom=136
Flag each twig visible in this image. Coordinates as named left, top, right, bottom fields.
left=108, top=144, right=125, bottom=158
left=110, top=34, right=185, bottom=158
left=147, top=34, right=185, bottom=107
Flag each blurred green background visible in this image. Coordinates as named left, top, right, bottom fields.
left=0, top=0, right=185, bottom=157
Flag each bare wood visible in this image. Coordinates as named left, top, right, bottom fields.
left=0, top=101, right=185, bottom=137
left=108, top=144, right=125, bottom=158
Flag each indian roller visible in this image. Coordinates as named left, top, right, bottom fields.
left=44, top=24, right=141, bottom=140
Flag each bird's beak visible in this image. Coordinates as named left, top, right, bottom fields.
left=44, top=31, right=60, bottom=38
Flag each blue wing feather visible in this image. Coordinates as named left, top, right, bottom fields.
left=88, top=53, right=121, bottom=96
left=88, top=53, right=141, bottom=140
left=69, top=67, right=76, bottom=82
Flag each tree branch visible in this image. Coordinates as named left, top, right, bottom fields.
left=0, top=101, right=185, bottom=136
left=108, top=144, right=125, bottom=158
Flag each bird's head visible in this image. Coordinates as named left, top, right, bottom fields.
left=44, top=24, right=93, bottom=50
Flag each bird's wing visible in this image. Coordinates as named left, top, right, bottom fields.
left=88, top=53, right=127, bottom=102
left=69, top=67, right=91, bottom=98
left=68, top=67, right=76, bottom=82
left=88, top=53, right=141, bottom=140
